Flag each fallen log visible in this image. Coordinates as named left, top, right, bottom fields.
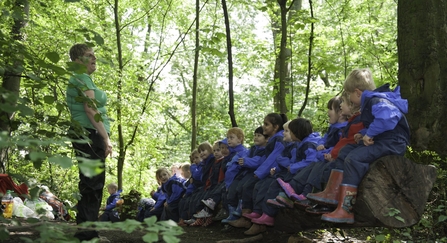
left=274, top=155, right=437, bottom=233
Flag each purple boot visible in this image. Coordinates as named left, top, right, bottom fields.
left=277, top=178, right=298, bottom=198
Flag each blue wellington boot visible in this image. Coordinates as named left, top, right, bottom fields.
left=232, top=199, right=243, bottom=217
left=221, top=205, right=239, bottom=223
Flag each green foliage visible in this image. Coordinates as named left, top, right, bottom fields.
left=0, top=217, right=183, bottom=243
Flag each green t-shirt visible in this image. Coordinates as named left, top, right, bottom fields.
left=66, top=73, right=111, bottom=133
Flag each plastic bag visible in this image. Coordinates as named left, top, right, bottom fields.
left=12, top=197, right=35, bottom=218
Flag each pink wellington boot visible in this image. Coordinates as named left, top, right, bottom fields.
left=243, top=211, right=261, bottom=220
left=251, top=213, right=274, bottom=226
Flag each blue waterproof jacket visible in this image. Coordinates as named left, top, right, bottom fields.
left=289, top=132, right=321, bottom=174
left=254, top=131, right=285, bottom=179
left=161, top=174, right=186, bottom=205
left=360, top=84, right=410, bottom=144
left=223, top=144, right=250, bottom=188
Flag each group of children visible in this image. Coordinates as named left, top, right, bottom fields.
left=133, top=68, right=410, bottom=235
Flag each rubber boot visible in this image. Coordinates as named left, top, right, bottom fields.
left=306, top=169, right=343, bottom=205
left=243, top=211, right=261, bottom=220
left=221, top=205, right=239, bottom=223
left=251, top=213, right=275, bottom=226
left=232, top=199, right=243, bottom=217
left=276, top=178, right=299, bottom=198
left=244, top=223, right=266, bottom=235
left=321, top=184, right=357, bottom=224
left=229, top=209, right=252, bottom=228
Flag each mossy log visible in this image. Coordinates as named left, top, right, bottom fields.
left=274, top=155, right=437, bottom=233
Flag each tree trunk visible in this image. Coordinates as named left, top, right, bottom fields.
left=221, top=0, right=238, bottom=127
left=114, top=0, right=125, bottom=190
left=398, top=0, right=447, bottom=157
left=191, top=0, right=199, bottom=151
left=0, top=0, right=29, bottom=173
left=272, top=0, right=302, bottom=114
left=274, top=156, right=437, bottom=232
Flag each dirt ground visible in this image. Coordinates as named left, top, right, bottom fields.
left=1, top=218, right=370, bottom=243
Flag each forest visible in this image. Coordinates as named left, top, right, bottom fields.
left=0, top=0, right=447, bottom=242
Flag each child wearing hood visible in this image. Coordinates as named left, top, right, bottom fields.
left=306, top=68, right=410, bottom=224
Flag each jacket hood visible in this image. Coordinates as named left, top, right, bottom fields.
left=362, top=84, right=408, bottom=114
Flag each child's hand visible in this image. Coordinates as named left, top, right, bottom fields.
left=270, top=167, right=276, bottom=176
left=164, top=201, right=168, bottom=208
left=354, top=133, right=363, bottom=143
left=363, top=135, right=374, bottom=146
left=238, top=158, right=244, bottom=166
left=316, top=145, right=325, bottom=151
left=324, top=153, right=334, bottom=162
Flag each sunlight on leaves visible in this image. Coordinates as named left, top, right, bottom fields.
left=45, top=51, right=61, bottom=63
left=162, top=234, right=180, bottom=243
left=48, top=155, right=73, bottom=169
left=77, top=158, right=104, bottom=177
left=29, top=151, right=47, bottom=161
left=375, top=234, right=386, bottom=242
left=142, top=232, right=158, bottom=243
left=144, top=216, right=157, bottom=226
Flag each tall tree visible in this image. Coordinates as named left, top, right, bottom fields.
left=191, top=0, right=200, bottom=151
left=221, top=0, right=238, bottom=127
left=0, top=0, right=29, bottom=173
left=271, top=0, right=302, bottom=114
left=398, top=0, right=447, bottom=157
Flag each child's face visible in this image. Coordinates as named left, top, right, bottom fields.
left=349, top=89, right=362, bottom=106
left=199, top=149, right=211, bottom=160
left=220, top=143, right=230, bottom=157
left=253, top=133, right=267, bottom=147
left=328, top=103, right=341, bottom=125
left=340, top=99, right=353, bottom=116
left=213, top=145, right=223, bottom=158
left=107, top=187, right=116, bottom=195
left=283, top=126, right=293, bottom=142
left=227, top=133, right=242, bottom=147
left=262, top=119, right=277, bottom=137
left=158, top=171, right=170, bottom=184
left=191, top=153, right=201, bottom=165
left=181, top=169, right=191, bottom=179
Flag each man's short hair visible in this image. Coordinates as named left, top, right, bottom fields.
left=69, top=43, right=92, bottom=61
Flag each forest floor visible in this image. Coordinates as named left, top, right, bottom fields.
left=1, top=218, right=372, bottom=243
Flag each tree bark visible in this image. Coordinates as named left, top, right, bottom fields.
left=272, top=0, right=301, bottom=114
left=274, top=156, right=437, bottom=232
left=0, top=0, right=29, bottom=173
left=398, top=0, right=447, bottom=157
left=191, top=0, right=199, bottom=151
left=221, top=0, right=237, bottom=127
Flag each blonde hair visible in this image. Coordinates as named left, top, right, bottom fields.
left=283, top=120, right=291, bottom=129
left=343, top=68, right=376, bottom=92
left=197, top=142, right=213, bottom=154
left=107, top=183, right=118, bottom=191
left=227, top=127, right=245, bottom=142
left=342, top=91, right=360, bottom=114
left=189, top=149, right=199, bottom=164
left=155, top=167, right=171, bottom=182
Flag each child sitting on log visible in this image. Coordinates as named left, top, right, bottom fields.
left=306, top=68, right=410, bottom=224
left=99, top=183, right=122, bottom=222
